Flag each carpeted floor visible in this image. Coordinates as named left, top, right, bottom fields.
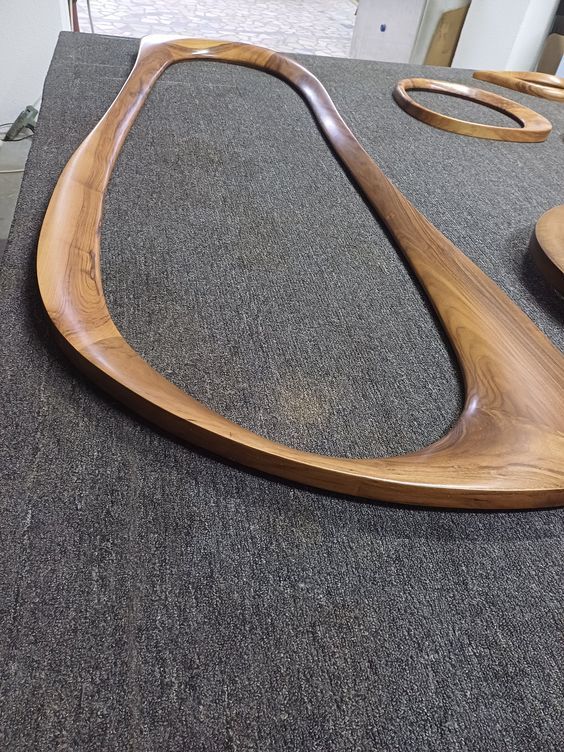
left=0, top=32, right=562, bottom=751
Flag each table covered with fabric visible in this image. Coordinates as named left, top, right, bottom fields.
left=1, top=31, right=563, bottom=751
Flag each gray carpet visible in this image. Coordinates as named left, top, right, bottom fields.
left=0, top=32, right=563, bottom=751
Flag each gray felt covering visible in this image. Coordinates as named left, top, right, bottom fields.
left=1, top=32, right=563, bottom=751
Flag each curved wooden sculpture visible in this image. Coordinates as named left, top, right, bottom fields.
left=393, top=78, right=551, bottom=141
left=473, top=71, right=564, bottom=102
left=37, top=36, right=564, bottom=510
left=530, top=205, right=564, bottom=295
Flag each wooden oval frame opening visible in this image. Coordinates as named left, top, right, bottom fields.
left=37, top=36, right=564, bottom=509
left=393, top=78, right=552, bottom=141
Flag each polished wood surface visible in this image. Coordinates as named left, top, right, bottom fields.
left=473, top=70, right=564, bottom=102
left=530, top=205, right=564, bottom=295
left=37, top=36, right=564, bottom=509
left=423, top=6, right=469, bottom=67
left=393, top=78, right=551, bottom=141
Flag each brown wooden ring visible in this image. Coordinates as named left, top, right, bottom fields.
left=37, top=37, right=564, bottom=510
left=473, top=71, right=564, bottom=103
left=530, top=205, right=564, bottom=295
left=393, top=77, right=552, bottom=141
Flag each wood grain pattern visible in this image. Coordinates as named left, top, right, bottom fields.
left=393, top=78, right=552, bottom=140
left=530, top=205, right=564, bottom=295
left=473, top=70, right=564, bottom=102
left=423, top=6, right=469, bottom=68
left=37, top=36, right=564, bottom=509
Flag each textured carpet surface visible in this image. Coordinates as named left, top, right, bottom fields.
left=0, top=32, right=563, bottom=751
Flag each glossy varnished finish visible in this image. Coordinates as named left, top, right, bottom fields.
left=393, top=78, right=552, bottom=141
left=37, top=36, right=564, bottom=509
left=473, top=70, right=564, bottom=102
left=530, top=205, right=564, bottom=295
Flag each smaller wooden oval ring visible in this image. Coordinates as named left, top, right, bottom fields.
left=530, top=205, right=564, bottom=295
left=393, top=77, right=552, bottom=141
left=473, top=71, right=564, bottom=102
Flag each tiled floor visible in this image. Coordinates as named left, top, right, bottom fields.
left=77, top=0, right=357, bottom=57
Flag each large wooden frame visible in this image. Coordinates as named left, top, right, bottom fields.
left=392, top=78, right=551, bottom=141
left=37, top=36, right=564, bottom=510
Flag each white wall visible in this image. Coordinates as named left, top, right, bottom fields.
left=452, top=0, right=559, bottom=70
left=350, top=0, right=428, bottom=62
left=0, top=0, right=70, bottom=124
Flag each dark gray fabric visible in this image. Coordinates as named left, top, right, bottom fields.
left=1, top=32, right=563, bottom=751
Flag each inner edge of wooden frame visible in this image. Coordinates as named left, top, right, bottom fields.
left=393, top=78, right=550, bottom=139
